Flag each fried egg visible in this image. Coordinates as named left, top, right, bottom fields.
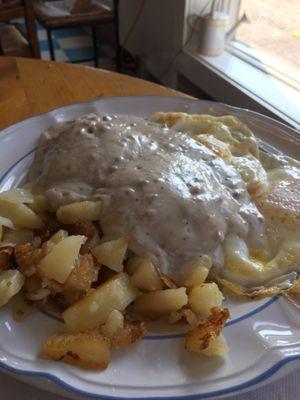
left=150, top=112, right=300, bottom=287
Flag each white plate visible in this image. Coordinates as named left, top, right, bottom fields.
left=0, top=96, right=300, bottom=400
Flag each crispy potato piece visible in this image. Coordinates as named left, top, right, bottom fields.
left=0, top=269, right=25, bottom=307
left=0, top=246, right=14, bottom=270
left=57, top=201, right=101, bottom=225
left=200, top=334, right=229, bottom=357
left=126, top=256, right=145, bottom=275
left=188, top=283, right=223, bottom=317
left=159, top=272, right=178, bottom=289
left=44, top=330, right=111, bottom=370
left=15, top=243, right=43, bottom=277
left=168, top=308, right=199, bottom=328
left=101, top=310, right=146, bottom=349
left=3, top=229, right=34, bottom=245
left=30, top=195, right=50, bottom=213
left=0, top=216, right=15, bottom=230
left=92, top=236, right=129, bottom=272
left=185, top=307, right=229, bottom=355
left=102, top=310, right=124, bottom=339
left=134, top=288, right=188, bottom=318
left=68, top=222, right=101, bottom=255
left=181, top=256, right=211, bottom=288
left=63, top=272, right=138, bottom=332
left=38, top=235, right=86, bottom=283
left=0, top=200, right=43, bottom=229
left=63, top=254, right=99, bottom=305
left=130, top=258, right=163, bottom=291
left=111, top=321, right=146, bottom=350
left=0, top=188, right=33, bottom=204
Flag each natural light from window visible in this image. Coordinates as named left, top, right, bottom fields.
left=232, top=0, right=300, bottom=89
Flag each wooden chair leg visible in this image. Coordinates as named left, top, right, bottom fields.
left=46, top=28, right=55, bottom=61
left=23, top=0, right=41, bottom=58
left=113, top=0, right=121, bottom=72
left=91, top=25, right=98, bottom=68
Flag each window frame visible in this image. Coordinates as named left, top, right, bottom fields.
left=225, top=0, right=300, bottom=91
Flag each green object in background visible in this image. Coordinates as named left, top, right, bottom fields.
left=292, top=30, right=300, bottom=38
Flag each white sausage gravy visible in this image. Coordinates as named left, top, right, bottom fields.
left=28, top=113, right=264, bottom=279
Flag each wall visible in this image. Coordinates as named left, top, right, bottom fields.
left=119, top=0, right=186, bottom=87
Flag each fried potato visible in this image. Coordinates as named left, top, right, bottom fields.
left=30, top=195, right=50, bottom=213
left=38, top=235, right=86, bottom=283
left=126, top=256, right=145, bottom=275
left=110, top=321, right=146, bottom=350
left=63, top=272, right=138, bottom=332
left=0, top=246, right=14, bottom=270
left=134, top=288, right=188, bottom=318
left=168, top=308, right=198, bottom=328
left=63, top=254, right=99, bottom=305
left=0, top=200, right=43, bottom=229
left=92, top=236, right=129, bottom=272
left=44, top=330, right=111, bottom=370
left=185, top=307, right=229, bottom=355
left=0, top=269, right=25, bottom=307
left=14, top=243, right=43, bottom=277
left=188, top=283, right=223, bottom=316
left=3, top=229, right=34, bottom=245
left=0, top=216, right=15, bottom=230
left=101, top=310, right=146, bottom=349
left=159, top=272, right=178, bottom=289
left=200, top=334, right=229, bottom=356
left=102, top=310, right=124, bottom=339
left=130, top=258, right=163, bottom=291
left=0, top=188, right=33, bottom=204
left=56, top=201, right=101, bottom=225
left=181, top=256, right=211, bottom=288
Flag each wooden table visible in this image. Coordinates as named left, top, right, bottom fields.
left=0, top=56, right=187, bottom=130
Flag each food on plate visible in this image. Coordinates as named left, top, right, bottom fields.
left=0, top=111, right=299, bottom=371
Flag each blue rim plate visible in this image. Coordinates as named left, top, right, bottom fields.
left=0, top=96, right=299, bottom=400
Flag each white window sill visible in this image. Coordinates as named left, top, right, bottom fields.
left=175, top=47, right=300, bottom=131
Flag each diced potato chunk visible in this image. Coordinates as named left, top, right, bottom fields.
left=63, top=254, right=99, bottom=305
left=185, top=307, right=229, bottom=356
left=110, top=321, right=146, bottom=350
left=0, top=188, right=33, bottom=204
left=0, top=200, right=43, bottom=229
left=92, top=236, right=128, bottom=272
left=0, top=269, right=25, bottom=307
left=44, top=331, right=111, bottom=370
left=3, top=229, right=34, bottom=245
left=102, top=310, right=124, bottom=339
left=38, top=235, right=86, bottom=283
left=30, top=195, right=50, bottom=213
left=57, top=201, right=101, bottom=224
left=63, top=272, right=138, bottom=332
left=188, top=283, right=223, bottom=316
left=181, top=256, right=211, bottom=288
left=200, top=334, right=228, bottom=357
left=134, top=288, right=188, bottom=318
left=130, top=258, right=163, bottom=291
left=0, top=216, right=15, bottom=230
left=126, top=256, right=145, bottom=275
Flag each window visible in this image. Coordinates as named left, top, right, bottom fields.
left=228, top=0, right=300, bottom=90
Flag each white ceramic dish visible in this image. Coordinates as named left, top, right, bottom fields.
left=0, top=96, right=300, bottom=400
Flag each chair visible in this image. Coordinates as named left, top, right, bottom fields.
left=33, top=0, right=120, bottom=69
left=0, top=0, right=41, bottom=58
